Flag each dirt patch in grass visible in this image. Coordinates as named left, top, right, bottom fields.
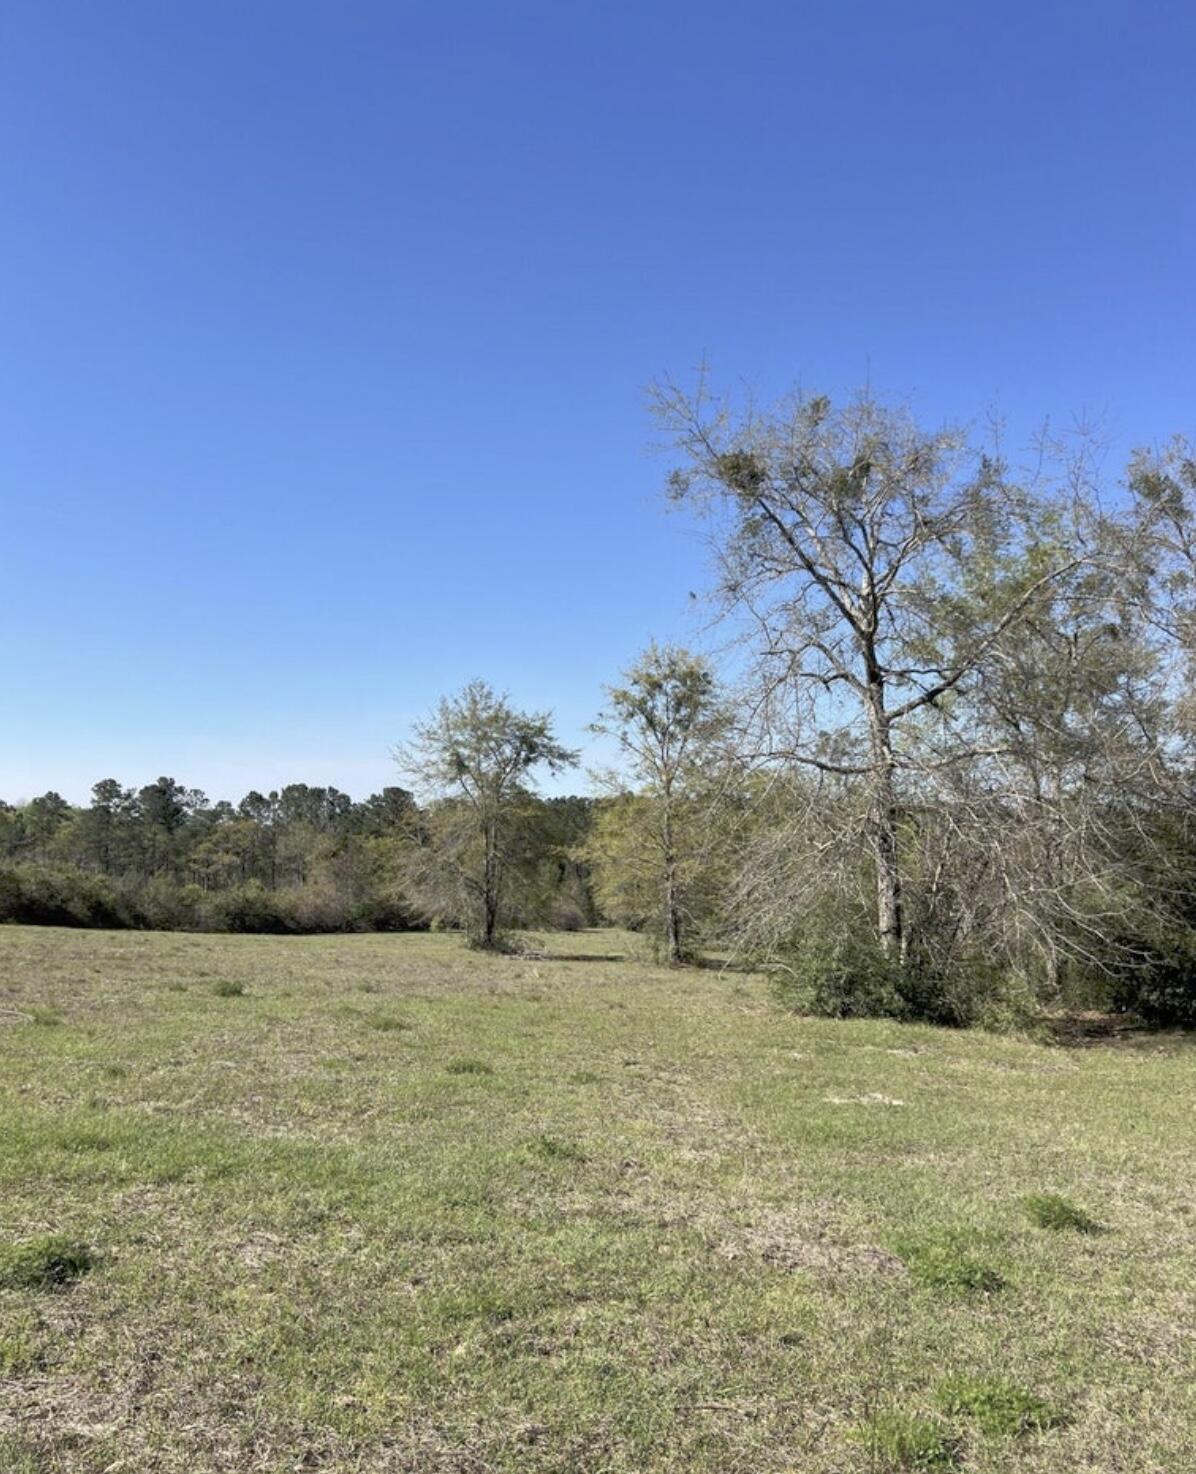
left=713, top=1207, right=906, bottom=1279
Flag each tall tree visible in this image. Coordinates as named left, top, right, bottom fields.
left=398, top=680, right=577, bottom=947
left=652, top=380, right=1080, bottom=959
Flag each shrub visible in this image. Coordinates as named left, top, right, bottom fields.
left=132, top=877, right=204, bottom=931
left=1108, top=937, right=1196, bottom=1027
left=769, top=907, right=1014, bottom=1026
left=549, top=897, right=588, bottom=932
left=350, top=891, right=419, bottom=932
left=285, top=882, right=353, bottom=933
left=771, top=921, right=904, bottom=1020
left=0, top=864, right=131, bottom=929
left=937, top=1374, right=1064, bottom=1436
left=0, top=1235, right=93, bottom=1290
left=1023, top=1193, right=1103, bottom=1234
left=853, top=1411, right=961, bottom=1470
left=204, top=882, right=293, bottom=934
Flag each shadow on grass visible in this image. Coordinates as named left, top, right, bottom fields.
left=513, top=948, right=631, bottom=964
left=1043, top=1011, right=1196, bottom=1051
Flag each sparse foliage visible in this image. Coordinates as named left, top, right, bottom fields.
left=397, top=680, right=577, bottom=947
left=588, top=645, right=732, bottom=961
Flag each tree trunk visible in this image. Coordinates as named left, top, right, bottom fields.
left=662, top=800, right=683, bottom=964
left=664, top=859, right=682, bottom=964
left=866, top=690, right=904, bottom=960
left=482, top=817, right=500, bottom=947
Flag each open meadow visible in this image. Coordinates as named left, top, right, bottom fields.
left=1, top=925, right=1194, bottom=1473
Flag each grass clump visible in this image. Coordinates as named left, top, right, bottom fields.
left=894, top=1231, right=1004, bottom=1294
left=938, top=1374, right=1064, bottom=1436
left=210, top=978, right=246, bottom=997
left=526, top=1133, right=586, bottom=1162
left=854, top=1411, right=961, bottom=1470
left=0, top=1435, right=41, bottom=1474
left=0, top=1312, right=46, bottom=1374
left=366, top=1012, right=410, bottom=1032
left=1023, top=1192, right=1103, bottom=1234
left=0, top=1234, right=93, bottom=1290
left=445, top=1057, right=494, bottom=1076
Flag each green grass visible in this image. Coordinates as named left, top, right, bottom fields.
left=1022, top=1191, right=1104, bottom=1235
left=1, top=924, right=1194, bottom=1472
left=0, top=1234, right=93, bottom=1290
left=854, top=1409, right=961, bottom=1469
left=209, top=977, right=246, bottom=997
left=891, top=1229, right=1006, bottom=1295
left=937, top=1373, right=1065, bottom=1437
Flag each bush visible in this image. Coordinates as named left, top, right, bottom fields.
left=132, top=877, right=204, bottom=931
left=0, top=860, right=421, bottom=937
left=349, top=891, right=419, bottom=932
left=771, top=921, right=904, bottom=1019
left=203, top=882, right=293, bottom=934
left=1107, top=938, right=1196, bottom=1028
left=548, top=897, right=588, bottom=932
left=769, top=909, right=1026, bottom=1027
left=0, top=865, right=131, bottom=929
left=284, top=882, right=352, bottom=933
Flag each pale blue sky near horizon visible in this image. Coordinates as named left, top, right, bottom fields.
left=2, top=0, right=1193, bottom=803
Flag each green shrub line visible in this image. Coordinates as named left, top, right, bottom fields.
left=0, top=863, right=418, bottom=936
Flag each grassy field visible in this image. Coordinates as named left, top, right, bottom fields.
left=0, top=926, right=1194, bottom=1473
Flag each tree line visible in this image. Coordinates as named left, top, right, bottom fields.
left=0, top=774, right=594, bottom=938
left=4, top=383, right=1196, bottom=1029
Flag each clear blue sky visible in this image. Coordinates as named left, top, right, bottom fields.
left=2, top=0, right=1193, bottom=803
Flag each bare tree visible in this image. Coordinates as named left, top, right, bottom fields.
left=397, top=680, right=576, bottom=947
left=652, top=378, right=1081, bottom=960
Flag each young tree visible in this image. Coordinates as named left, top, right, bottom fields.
left=589, top=645, right=731, bottom=962
left=652, top=379, right=1079, bottom=961
left=397, top=680, right=577, bottom=947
